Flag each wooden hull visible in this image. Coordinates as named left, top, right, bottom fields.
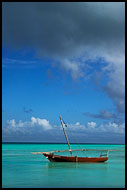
left=43, top=153, right=108, bottom=162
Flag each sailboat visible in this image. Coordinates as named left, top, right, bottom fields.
left=32, top=116, right=118, bottom=162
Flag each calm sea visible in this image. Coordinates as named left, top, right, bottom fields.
left=2, top=143, right=125, bottom=188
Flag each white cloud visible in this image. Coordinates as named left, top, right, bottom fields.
left=87, top=122, right=97, bottom=128
left=31, top=117, right=52, bottom=130
left=7, top=119, right=16, bottom=127
left=99, top=122, right=125, bottom=134
left=66, top=121, right=124, bottom=135
left=75, top=122, right=80, bottom=126
left=6, top=117, right=52, bottom=131
left=103, top=56, right=125, bottom=113
left=59, top=59, right=84, bottom=80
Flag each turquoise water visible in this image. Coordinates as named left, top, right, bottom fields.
left=2, top=143, right=125, bottom=188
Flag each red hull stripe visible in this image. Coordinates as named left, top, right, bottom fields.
left=43, top=153, right=108, bottom=162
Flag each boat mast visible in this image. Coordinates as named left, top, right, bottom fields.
left=59, top=115, right=72, bottom=156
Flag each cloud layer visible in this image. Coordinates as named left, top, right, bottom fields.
left=84, top=110, right=118, bottom=120
left=6, top=117, right=52, bottom=130
left=4, top=116, right=125, bottom=135
left=2, top=2, right=125, bottom=114
left=3, top=116, right=125, bottom=143
left=2, top=3, right=124, bottom=58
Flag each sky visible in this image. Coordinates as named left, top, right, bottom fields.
left=2, top=2, right=125, bottom=144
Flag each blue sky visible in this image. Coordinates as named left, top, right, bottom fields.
left=2, top=2, right=125, bottom=144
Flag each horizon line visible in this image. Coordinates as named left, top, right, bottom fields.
left=2, top=142, right=125, bottom=145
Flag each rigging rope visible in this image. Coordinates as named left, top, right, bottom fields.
left=63, top=122, right=88, bottom=157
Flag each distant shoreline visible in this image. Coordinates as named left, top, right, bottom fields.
left=2, top=142, right=125, bottom=145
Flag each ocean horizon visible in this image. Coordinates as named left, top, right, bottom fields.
left=2, top=141, right=125, bottom=144
left=2, top=143, right=125, bottom=188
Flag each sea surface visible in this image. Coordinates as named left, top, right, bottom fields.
left=2, top=143, right=125, bottom=188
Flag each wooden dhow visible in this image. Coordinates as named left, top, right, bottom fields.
left=32, top=116, right=119, bottom=162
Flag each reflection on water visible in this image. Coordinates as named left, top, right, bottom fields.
left=47, top=161, right=108, bottom=169
left=45, top=161, right=110, bottom=188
